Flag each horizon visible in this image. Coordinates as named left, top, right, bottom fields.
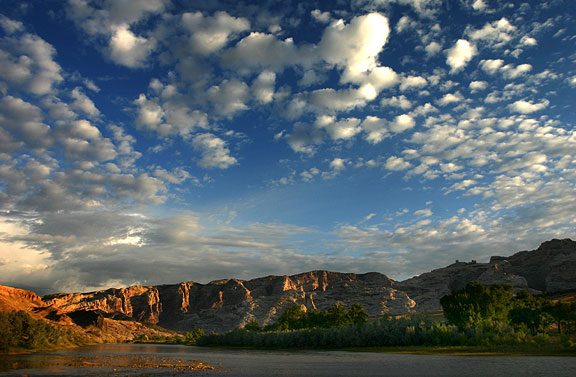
left=0, top=0, right=575, bottom=295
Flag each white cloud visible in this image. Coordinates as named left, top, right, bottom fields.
left=70, top=87, right=100, bottom=117
left=108, top=25, right=156, bottom=67
left=479, top=59, right=504, bottom=74
left=467, top=18, right=516, bottom=48
left=182, top=11, right=250, bottom=54
left=0, top=33, right=63, bottom=95
left=437, top=92, right=464, bottom=106
left=381, top=95, right=412, bottom=109
left=252, top=71, right=276, bottom=104
left=390, top=114, right=416, bottom=133
left=207, top=79, right=250, bottom=116
left=425, top=41, right=442, bottom=56
left=221, top=32, right=300, bottom=72
left=446, top=39, right=476, bottom=73
left=318, top=116, right=362, bottom=140
left=385, top=156, right=411, bottom=171
left=311, top=9, right=331, bottom=23
left=319, top=13, right=390, bottom=83
left=0, top=15, right=24, bottom=34
left=469, top=81, right=488, bottom=92
left=192, top=133, right=237, bottom=169
left=399, top=75, right=427, bottom=91
left=508, top=100, right=549, bottom=114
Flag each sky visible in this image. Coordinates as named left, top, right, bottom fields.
left=0, top=0, right=575, bottom=295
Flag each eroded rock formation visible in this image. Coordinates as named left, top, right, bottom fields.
left=2, top=239, right=575, bottom=334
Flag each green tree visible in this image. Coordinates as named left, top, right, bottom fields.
left=440, top=282, right=514, bottom=329
left=184, top=328, right=205, bottom=345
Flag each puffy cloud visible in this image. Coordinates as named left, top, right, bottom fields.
left=70, top=87, right=100, bottom=117
left=469, top=81, right=488, bottom=92
left=182, top=11, right=250, bottom=54
left=479, top=59, right=504, bottom=74
left=134, top=94, right=164, bottom=131
left=381, top=95, right=412, bottom=109
left=221, top=32, right=301, bottom=72
left=425, top=41, right=442, bottom=56
left=0, top=95, right=52, bottom=148
left=252, top=71, right=276, bottom=104
left=437, top=92, right=464, bottom=106
left=385, top=156, right=411, bottom=171
left=467, top=18, right=516, bottom=48
left=390, top=114, right=416, bottom=133
left=0, top=15, right=24, bottom=34
left=309, top=86, right=376, bottom=112
left=508, top=100, right=549, bottom=114
left=108, top=25, right=156, bottom=67
left=207, top=79, right=250, bottom=116
left=319, top=13, right=390, bottom=83
left=192, top=133, right=237, bottom=169
left=445, top=39, right=476, bottom=73
left=320, top=117, right=362, bottom=140
left=0, top=32, right=63, bottom=95
left=311, top=9, right=332, bottom=23
left=399, top=75, right=427, bottom=91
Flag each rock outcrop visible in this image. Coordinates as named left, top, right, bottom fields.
left=43, top=271, right=415, bottom=333
left=3, top=238, right=575, bottom=335
left=398, top=238, right=576, bottom=310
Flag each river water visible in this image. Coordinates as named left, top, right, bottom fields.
left=0, top=344, right=575, bottom=376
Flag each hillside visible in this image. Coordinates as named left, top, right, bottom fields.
left=2, top=238, right=575, bottom=336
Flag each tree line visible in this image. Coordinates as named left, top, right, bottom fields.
left=0, top=311, right=89, bottom=351
left=197, top=284, right=576, bottom=349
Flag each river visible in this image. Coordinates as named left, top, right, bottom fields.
left=0, top=344, right=575, bottom=376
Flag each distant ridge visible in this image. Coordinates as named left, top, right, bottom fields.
left=1, top=239, right=575, bottom=335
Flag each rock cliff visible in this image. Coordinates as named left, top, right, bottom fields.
left=398, top=238, right=576, bottom=310
left=43, top=271, right=415, bottom=333
left=3, top=238, right=575, bottom=335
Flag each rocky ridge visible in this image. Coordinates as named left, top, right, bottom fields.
left=2, top=238, right=575, bottom=336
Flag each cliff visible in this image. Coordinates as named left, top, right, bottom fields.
left=42, top=271, right=415, bottom=333
left=398, top=238, right=576, bottom=310
left=2, top=238, right=575, bottom=335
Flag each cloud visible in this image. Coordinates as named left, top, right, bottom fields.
left=109, top=25, right=156, bottom=67
left=508, top=100, right=549, bottom=114
left=70, top=87, right=100, bottom=117
left=319, top=13, right=390, bottom=83
left=311, top=9, right=332, bottom=23
left=221, top=32, right=301, bottom=72
left=466, top=18, right=516, bottom=49
left=445, top=39, right=476, bottom=73
left=469, top=81, right=488, bottom=92
left=425, top=41, right=442, bottom=56
left=385, top=156, right=411, bottom=171
left=252, top=71, right=276, bottom=104
left=182, top=11, right=250, bottom=54
left=192, top=133, right=237, bottom=169
left=437, top=92, right=464, bottom=106
left=399, top=75, right=427, bottom=91
left=207, top=79, right=250, bottom=116
left=0, top=32, right=63, bottom=95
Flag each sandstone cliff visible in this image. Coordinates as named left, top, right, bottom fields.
left=398, top=238, right=576, bottom=310
left=3, top=238, right=575, bottom=335
left=43, top=271, right=416, bottom=333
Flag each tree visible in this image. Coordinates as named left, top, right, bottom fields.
left=184, top=328, right=205, bottom=345
left=440, top=282, right=514, bottom=329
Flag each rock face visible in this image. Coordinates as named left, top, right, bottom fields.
left=398, top=238, right=576, bottom=311
left=4, top=239, right=574, bottom=334
left=43, top=271, right=415, bottom=333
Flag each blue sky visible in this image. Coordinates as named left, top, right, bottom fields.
left=0, top=0, right=575, bottom=294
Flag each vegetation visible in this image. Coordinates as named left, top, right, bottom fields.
left=197, top=286, right=576, bottom=351
left=0, top=311, right=89, bottom=352
left=264, top=303, right=367, bottom=331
